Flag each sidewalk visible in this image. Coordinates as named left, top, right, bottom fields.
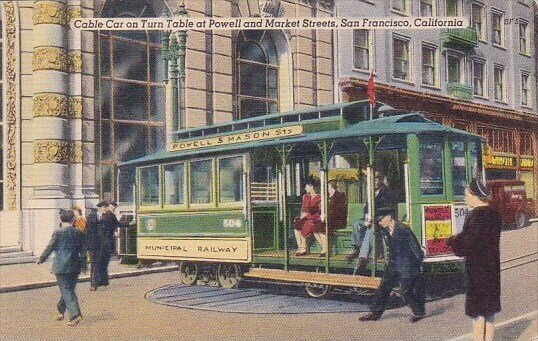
left=0, top=258, right=179, bottom=293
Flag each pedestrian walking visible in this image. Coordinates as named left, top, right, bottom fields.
left=37, top=209, right=87, bottom=326
left=447, top=178, right=501, bottom=341
left=359, top=208, right=426, bottom=323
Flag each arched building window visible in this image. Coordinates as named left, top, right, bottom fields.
left=97, top=0, right=165, bottom=202
left=236, top=30, right=279, bottom=119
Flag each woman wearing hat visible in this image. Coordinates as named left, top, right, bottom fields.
left=447, top=178, right=502, bottom=341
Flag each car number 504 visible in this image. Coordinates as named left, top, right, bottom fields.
left=223, top=219, right=242, bottom=228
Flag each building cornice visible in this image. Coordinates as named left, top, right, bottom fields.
left=339, top=77, right=538, bottom=124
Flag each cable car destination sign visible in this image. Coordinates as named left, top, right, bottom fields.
left=168, top=126, right=303, bottom=152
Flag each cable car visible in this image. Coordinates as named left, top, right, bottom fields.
left=120, top=100, right=484, bottom=297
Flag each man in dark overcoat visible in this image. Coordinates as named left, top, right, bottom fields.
left=37, top=209, right=86, bottom=326
left=359, top=209, right=426, bottom=323
left=90, top=201, right=129, bottom=290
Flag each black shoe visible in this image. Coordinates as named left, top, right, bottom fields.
left=359, top=312, right=381, bottom=321
left=410, top=315, right=425, bottom=323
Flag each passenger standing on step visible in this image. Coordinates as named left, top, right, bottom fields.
left=37, top=209, right=86, bottom=326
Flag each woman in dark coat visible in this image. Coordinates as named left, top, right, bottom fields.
left=293, top=180, right=323, bottom=256
left=447, top=178, right=501, bottom=341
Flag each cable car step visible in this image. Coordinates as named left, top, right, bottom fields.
left=243, top=268, right=381, bottom=289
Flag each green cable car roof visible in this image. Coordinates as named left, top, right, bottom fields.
left=120, top=104, right=482, bottom=167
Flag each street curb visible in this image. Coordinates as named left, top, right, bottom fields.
left=0, top=265, right=179, bottom=294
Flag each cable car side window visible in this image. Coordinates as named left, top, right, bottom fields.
left=219, top=156, right=244, bottom=203
left=140, top=166, right=160, bottom=206
left=164, top=163, right=185, bottom=205
left=451, top=142, right=466, bottom=196
left=190, top=159, right=213, bottom=204
left=419, top=141, right=444, bottom=195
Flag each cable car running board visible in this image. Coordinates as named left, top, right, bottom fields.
left=243, top=268, right=381, bottom=289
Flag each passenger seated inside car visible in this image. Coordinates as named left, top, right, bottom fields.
left=347, top=171, right=398, bottom=269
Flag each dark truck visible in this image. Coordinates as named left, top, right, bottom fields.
left=488, top=180, right=535, bottom=229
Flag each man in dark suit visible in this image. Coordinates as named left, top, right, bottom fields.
left=359, top=209, right=426, bottom=323
left=90, top=201, right=129, bottom=290
left=37, top=209, right=86, bottom=326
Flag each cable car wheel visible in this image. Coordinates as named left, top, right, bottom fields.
left=179, top=261, right=199, bottom=285
left=304, top=283, right=331, bottom=298
left=217, top=263, right=241, bottom=289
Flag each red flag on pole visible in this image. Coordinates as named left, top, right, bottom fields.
left=367, top=70, right=375, bottom=105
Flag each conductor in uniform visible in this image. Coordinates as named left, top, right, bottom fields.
left=359, top=208, right=426, bottom=323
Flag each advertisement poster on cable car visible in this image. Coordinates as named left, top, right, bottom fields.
left=0, top=0, right=536, bottom=340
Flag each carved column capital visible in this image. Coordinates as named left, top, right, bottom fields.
left=33, top=93, right=69, bottom=118
left=33, top=47, right=69, bottom=72
left=69, top=96, right=83, bottom=119
left=33, top=1, right=68, bottom=26
left=67, top=6, right=82, bottom=21
left=34, top=140, right=83, bottom=164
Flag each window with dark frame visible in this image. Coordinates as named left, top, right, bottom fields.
left=492, top=11, right=503, bottom=46
left=446, top=0, right=459, bottom=16
left=519, top=22, right=528, bottom=54
left=392, top=0, right=408, bottom=13
left=447, top=54, right=463, bottom=84
left=421, top=45, right=437, bottom=86
left=420, top=0, right=434, bottom=16
left=393, top=37, right=410, bottom=81
left=97, top=0, right=166, bottom=203
left=520, top=132, right=533, bottom=156
left=471, top=3, right=484, bottom=40
left=236, top=30, right=279, bottom=119
left=472, top=60, right=485, bottom=96
left=494, top=65, right=504, bottom=101
left=521, top=73, right=530, bottom=106
left=353, top=29, right=370, bottom=70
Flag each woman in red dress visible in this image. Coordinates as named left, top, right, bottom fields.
left=293, top=180, right=323, bottom=256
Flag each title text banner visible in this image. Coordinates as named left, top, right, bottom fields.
left=72, top=17, right=469, bottom=31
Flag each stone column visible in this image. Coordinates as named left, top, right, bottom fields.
left=29, top=0, right=72, bottom=253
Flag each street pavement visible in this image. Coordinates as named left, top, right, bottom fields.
left=0, top=224, right=536, bottom=341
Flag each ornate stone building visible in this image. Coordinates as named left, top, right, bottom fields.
left=0, top=0, right=335, bottom=260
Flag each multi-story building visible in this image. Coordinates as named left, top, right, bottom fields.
left=0, top=0, right=335, bottom=259
left=336, top=0, right=538, bottom=212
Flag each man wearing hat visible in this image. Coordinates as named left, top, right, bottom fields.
left=359, top=208, right=426, bottom=323
left=90, top=201, right=131, bottom=290
left=347, top=171, right=398, bottom=267
left=37, top=209, right=86, bottom=326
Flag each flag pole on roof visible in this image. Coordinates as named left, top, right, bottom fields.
left=367, top=69, right=375, bottom=120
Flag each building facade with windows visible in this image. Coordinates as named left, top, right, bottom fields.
left=0, top=0, right=335, bottom=258
left=337, top=0, right=538, bottom=213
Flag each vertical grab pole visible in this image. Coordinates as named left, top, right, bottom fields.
left=364, top=137, right=377, bottom=277
left=277, top=145, right=293, bottom=271
left=318, top=141, right=332, bottom=273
